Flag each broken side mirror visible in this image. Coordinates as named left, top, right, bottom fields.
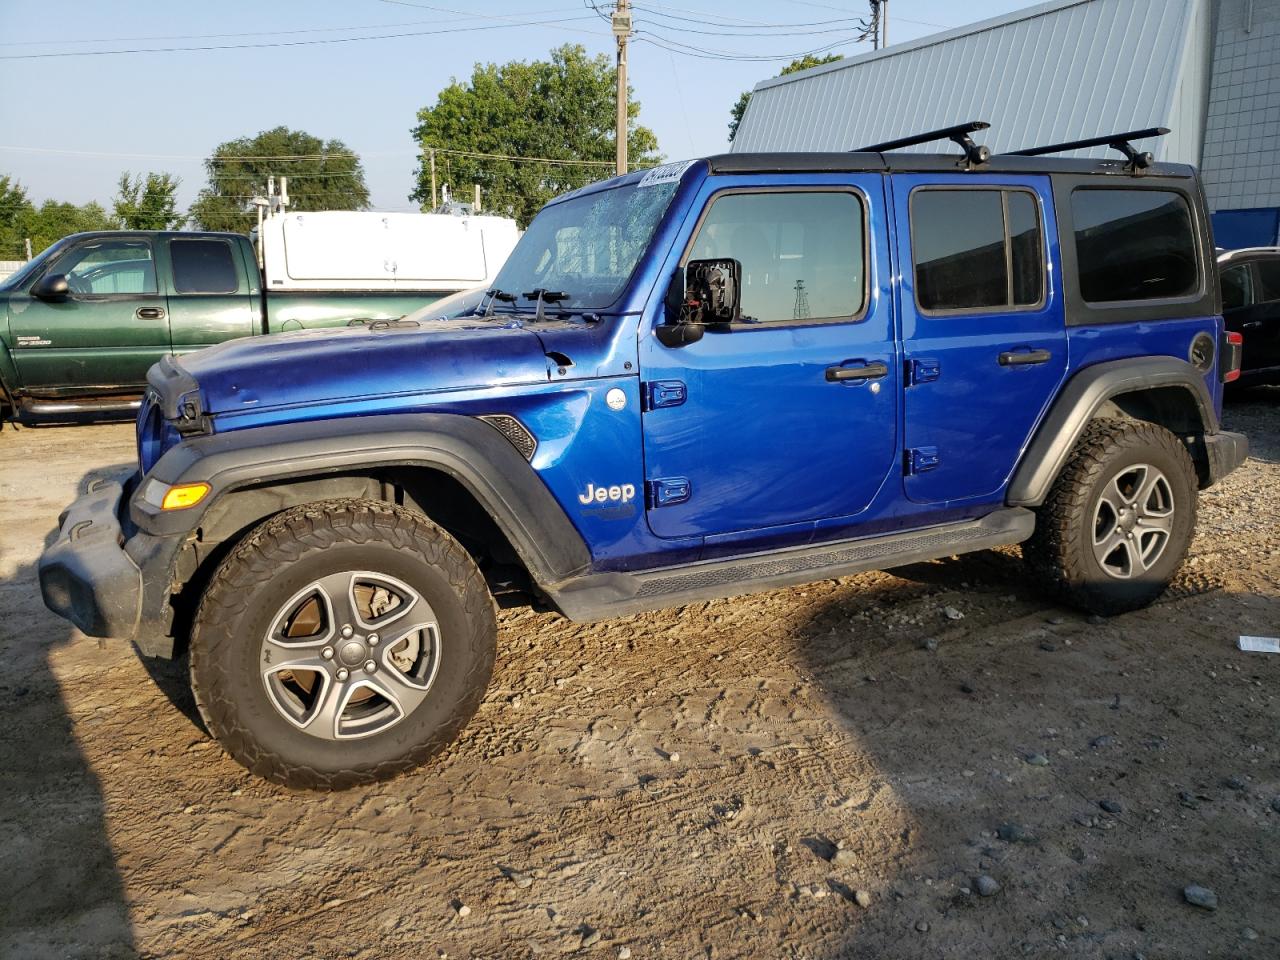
left=655, top=258, right=741, bottom=348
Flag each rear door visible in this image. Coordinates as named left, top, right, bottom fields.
left=8, top=236, right=168, bottom=393
left=165, top=237, right=257, bottom=356
left=892, top=176, right=1067, bottom=503
left=1241, top=256, right=1280, bottom=373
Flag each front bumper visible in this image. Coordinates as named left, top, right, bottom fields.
left=1204, top=430, right=1249, bottom=487
left=39, top=473, right=183, bottom=655
left=40, top=474, right=142, bottom=638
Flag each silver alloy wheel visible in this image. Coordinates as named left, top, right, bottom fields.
left=260, top=571, right=441, bottom=740
left=1091, top=463, right=1175, bottom=580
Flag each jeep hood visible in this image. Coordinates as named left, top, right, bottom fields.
left=179, top=319, right=553, bottom=414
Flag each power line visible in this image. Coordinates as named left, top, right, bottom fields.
left=0, top=11, right=583, bottom=47
left=0, top=14, right=600, bottom=60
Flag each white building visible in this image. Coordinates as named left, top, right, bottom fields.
left=732, top=0, right=1280, bottom=248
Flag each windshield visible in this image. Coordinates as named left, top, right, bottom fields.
left=0, top=236, right=73, bottom=291
left=489, top=179, right=680, bottom=312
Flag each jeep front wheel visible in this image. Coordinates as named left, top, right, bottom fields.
left=189, top=498, right=496, bottom=790
left=1024, top=418, right=1198, bottom=616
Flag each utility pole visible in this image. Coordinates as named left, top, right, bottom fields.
left=612, top=0, right=632, bottom=177
left=882, top=0, right=888, bottom=46
left=429, top=148, right=438, bottom=209
left=23, top=237, right=32, bottom=261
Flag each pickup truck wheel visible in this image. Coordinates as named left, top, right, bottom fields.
left=189, top=498, right=496, bottom=790
left=1023, top=419, right=1197, bottom=616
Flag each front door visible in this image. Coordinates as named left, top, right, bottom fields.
left=8, top=236, right=169, bottom=394
left=892, top=176, right=1068, bottom=503
left=639, top=177, right=899, bottom=541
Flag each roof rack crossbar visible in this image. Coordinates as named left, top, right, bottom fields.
left=1006, top=127, right=1170, bottom=171
left=857, top=120, right=992, bottom=168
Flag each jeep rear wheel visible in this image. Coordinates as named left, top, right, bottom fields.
left=1024, top=419, right=1198, bottom=616
left=190, top=498, right=496, bottom=790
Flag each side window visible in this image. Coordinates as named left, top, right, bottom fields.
left=686, top=191, right=866, bottom=323
left=171, top=239, right=239, bottom=294
left=910, top=188, right=1044, bottom=313
left=54, top=239, right=156, bottom=296
left=1071, top=188, right=1198, bottom=303
left=1254, top=260, right=1280, bottom=303
left=1220, top=263, right=1254, bottom=310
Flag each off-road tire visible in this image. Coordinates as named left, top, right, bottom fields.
left=1023, top=418, right=1198, bottom=616
left=189, top=498, right=496, bottom=790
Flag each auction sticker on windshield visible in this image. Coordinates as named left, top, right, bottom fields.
left=639, top=160, right=697, bottom=189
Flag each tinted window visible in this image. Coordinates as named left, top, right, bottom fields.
left=1071, top=189, right=1198, bottom=303
left=171, top=239, right=238, bottom=294
left=55, top=239, right=156, bottom=295
left=1220, top=263, right=1254, bottom=310
left=687, top=191, right=866, bottom=322
left=1009, top=191, right=1043, bottom=306
left=911, top=189, right=1044, bottom=312
left=1254, top=260, right=1280, bottom=302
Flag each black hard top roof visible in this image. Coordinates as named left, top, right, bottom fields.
left=707, top=152, right=1196, bottom=180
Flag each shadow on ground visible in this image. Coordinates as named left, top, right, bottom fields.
left=0, top=465, right=137, bottom=957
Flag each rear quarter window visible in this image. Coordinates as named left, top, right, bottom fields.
left=1070, top=188, right=1198, bottom=303
left=171, top=239, right=239, bottom=294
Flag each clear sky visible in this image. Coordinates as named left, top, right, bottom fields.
left=0, top=0, right=1034, bottom=215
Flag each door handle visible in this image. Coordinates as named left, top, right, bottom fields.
left=825, top=361, right=888, bottom=382
left=998, top=348, right=1051, bottom=366
left=137, top=307, right=165, bottom=320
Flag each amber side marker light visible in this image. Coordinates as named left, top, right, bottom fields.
left=161, top=482, right=211, bottom=510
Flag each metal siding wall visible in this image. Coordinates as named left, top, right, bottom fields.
left=1201, top=0, right=1280, bottom=213
left=732, top=0, right=1200, bottom=162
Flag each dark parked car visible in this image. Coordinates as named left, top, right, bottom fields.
left=1219, top=246, right=1280, bottom=386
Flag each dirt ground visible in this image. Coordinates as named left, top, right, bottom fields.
left=0, top=394, right=1277, bottom=960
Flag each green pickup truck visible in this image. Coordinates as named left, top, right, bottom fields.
left=0, top=216, right=517, bottom=420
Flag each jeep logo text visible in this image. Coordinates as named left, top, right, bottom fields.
left=578, top=482, right=636, bottom=505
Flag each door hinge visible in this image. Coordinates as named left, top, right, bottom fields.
left=647, top=477, right=692, bottom=507
left=644, top=380, right=687, bottom=410
left=909, top=358, right=941, bottom=385
left=905, top=446, right=941, bottom=475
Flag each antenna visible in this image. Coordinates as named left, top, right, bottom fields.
left=1006, top=127, right=1170, bottom=171
left=793, top=280, right=811, bottom=320
left=857, top=120, right=991, bottom=169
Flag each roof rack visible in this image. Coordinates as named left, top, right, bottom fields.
left=1006, top=127, right=1170, bottom=172
left=858, top=121, right=992, bottom=169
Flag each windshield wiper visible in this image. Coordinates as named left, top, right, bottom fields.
left=483, top=288, right=517, bottom=317
left=522, top=288, right=570, bottom=322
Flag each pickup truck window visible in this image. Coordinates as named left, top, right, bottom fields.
left=171, top=238, right=239, bottom=294
left=57, top=239, right=156, bottom=296
left=687, top=190, right=866, bottom=323
left=1071, top=188, right=1197, bottom=304
left=1255, top=259, right=1280, bottom=303
left=1221, top=263, right=1253, bottom=310
left=911, top=188, right=1044, bottom=314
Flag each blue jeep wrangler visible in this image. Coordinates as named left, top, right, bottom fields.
left=40, top=124, right=1248, bottom=788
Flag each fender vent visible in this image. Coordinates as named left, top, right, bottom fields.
left=479, top=415, right=537, bottom=460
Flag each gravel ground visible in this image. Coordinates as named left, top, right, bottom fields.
left=0, top=392, right=1277, bottom=959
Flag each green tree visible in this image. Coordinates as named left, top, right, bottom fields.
left=411, top=44, right=661, bottom=227
left=113, top=171, right=185, bottom=230
left=190, top=126, right=370, bottom=233
left=20, top=200, right=117, bottom=254
left=0, top=175, right=35, bottom=259
left=728, top=54, right=844, bottom=142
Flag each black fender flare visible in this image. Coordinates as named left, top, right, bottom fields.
left=132, top=413, right=592, bottom=585
left=1006, top=357, right=1217, bottom=507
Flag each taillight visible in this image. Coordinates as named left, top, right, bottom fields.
left=1223, top=331, right=1243, bottom=383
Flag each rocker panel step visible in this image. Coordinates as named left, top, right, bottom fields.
left=549, top=507, right=1036, bottom=622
